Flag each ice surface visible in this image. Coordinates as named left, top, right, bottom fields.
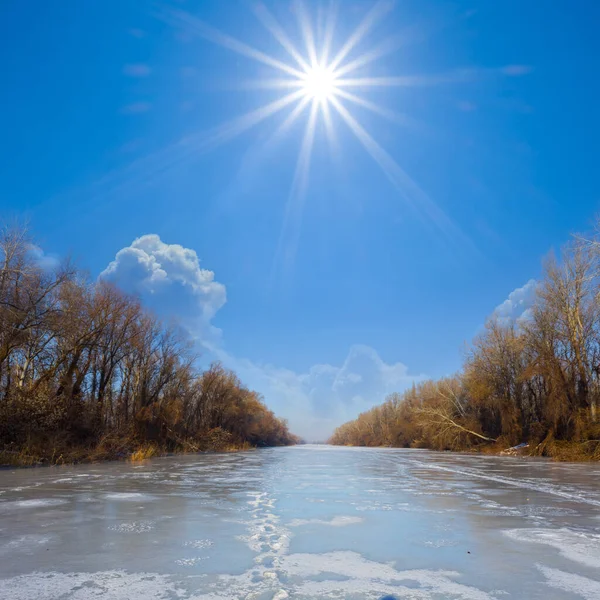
left=288, top=515, right=364, bottom=527
left=1, top=446, right=600, bottom=599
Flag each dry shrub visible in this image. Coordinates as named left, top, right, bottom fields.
left=88, top=433, right=134, bottom=462
left=0, top=449, right=41, bottom=467
left=203, top=427, right=233, bottom=451
left=130, top=444, right=159, bottom=462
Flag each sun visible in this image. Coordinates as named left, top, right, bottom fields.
left=160, top=1, right=478, bottom=271
left=300, top=64, right=338, bottom=103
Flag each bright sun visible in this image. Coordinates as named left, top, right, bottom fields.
left=300, top=64, right=338, bottom=103
left=162, top=1, right=469, bottom=270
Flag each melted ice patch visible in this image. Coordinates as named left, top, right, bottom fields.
left=504, top=528, right=600, bottom=568
left=289, top=516, right=364, bottom=527
left=104, top=493, right=153, bottom=501
left=0, top=498, right=67, bottom=510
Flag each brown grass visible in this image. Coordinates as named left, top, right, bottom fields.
left=1, top=432, right=258, bottom=468
left=130, top=444, right=160, bottom=462
left=0, top=449, right=41, bottom=467
left=223, top=441, right=253, bottom=452
left=531, top=437, right=600, bottom=462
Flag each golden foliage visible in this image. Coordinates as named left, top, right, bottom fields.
left=331, top=231, right=600, bottom=461
left=0, top=224, right=298, bottom=466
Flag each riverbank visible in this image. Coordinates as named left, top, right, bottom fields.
left=0, top=429, right=290, bottom=468
left=482, top=437, right=600, bottom=461
left=0, top=225, right=299, bottom=470
left=335, top=438, right=600, bottom=462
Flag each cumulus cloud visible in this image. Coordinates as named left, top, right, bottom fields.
left=493, top=279, right=538, bottom=325
left=100, top=234, right=226, bottom=338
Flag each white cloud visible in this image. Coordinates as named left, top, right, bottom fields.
left=28, top=244, right=60, bottom=271
left=100, top=234, right=226, bottom=338
left=101, top=236, right=424, bottom=441
left=220, top=345, right=425, bottom=441
left=493, top=279, right=537, bottom=325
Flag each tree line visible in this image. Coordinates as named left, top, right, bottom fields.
left=330, top=228, right=600, bottom=460
left=0, top=224, right=298, bottom=465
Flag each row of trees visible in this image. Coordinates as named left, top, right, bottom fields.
left=330, top=231, right=600, bottom=460
left=0, top=225, right=298, bottom=463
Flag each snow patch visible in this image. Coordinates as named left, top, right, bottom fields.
left=279, top=551, right=496, bottom=599
left=108, top=521, right=156, bottom=533
left=538, top=565, right=600, bottom=599
left=174, top=557, right=209, bottom=566
left=183, top=539, right=214, bottom=549
left=504, top=528, right=600, bottom=569
left=0, top=571, right=184, bottom=600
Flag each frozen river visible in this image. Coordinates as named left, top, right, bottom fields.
left=1, top=446, right=600, bottom=599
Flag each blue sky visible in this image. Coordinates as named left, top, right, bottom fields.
left=2, top=0, right=599, bottom=440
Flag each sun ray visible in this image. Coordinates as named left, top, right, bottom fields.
left=294, top=0, right=319, bottom=67
left=252, top=2, right=311, bottom=72
left=227, top=78, right=304, bottom=91
left=270, top=95, right=313, bottom=143
left=202, top=89, right=307, bottom=148
left=161, top=7, right=305, bottom=79
left=216, top=95, right=313, bottom=215
left=334, top=88, right=415, bottom=127
left=275, top=101, right=319, bottom=273
left=330, top=96, right=466, bottom=244
left=332, top=18, right=445, bottom=79
left=332, top=35, right=403, bottom=78
left=321, top=99, right=338, bottom=153
left=292, top=101, right=319, bottom=198
left=320, top=0, right=339, bottom=66
left=328, top=0, right=394, bottom=72
left=335, top=70, right=476, bottom=88
left=60, top=89, right=307, bottom=211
